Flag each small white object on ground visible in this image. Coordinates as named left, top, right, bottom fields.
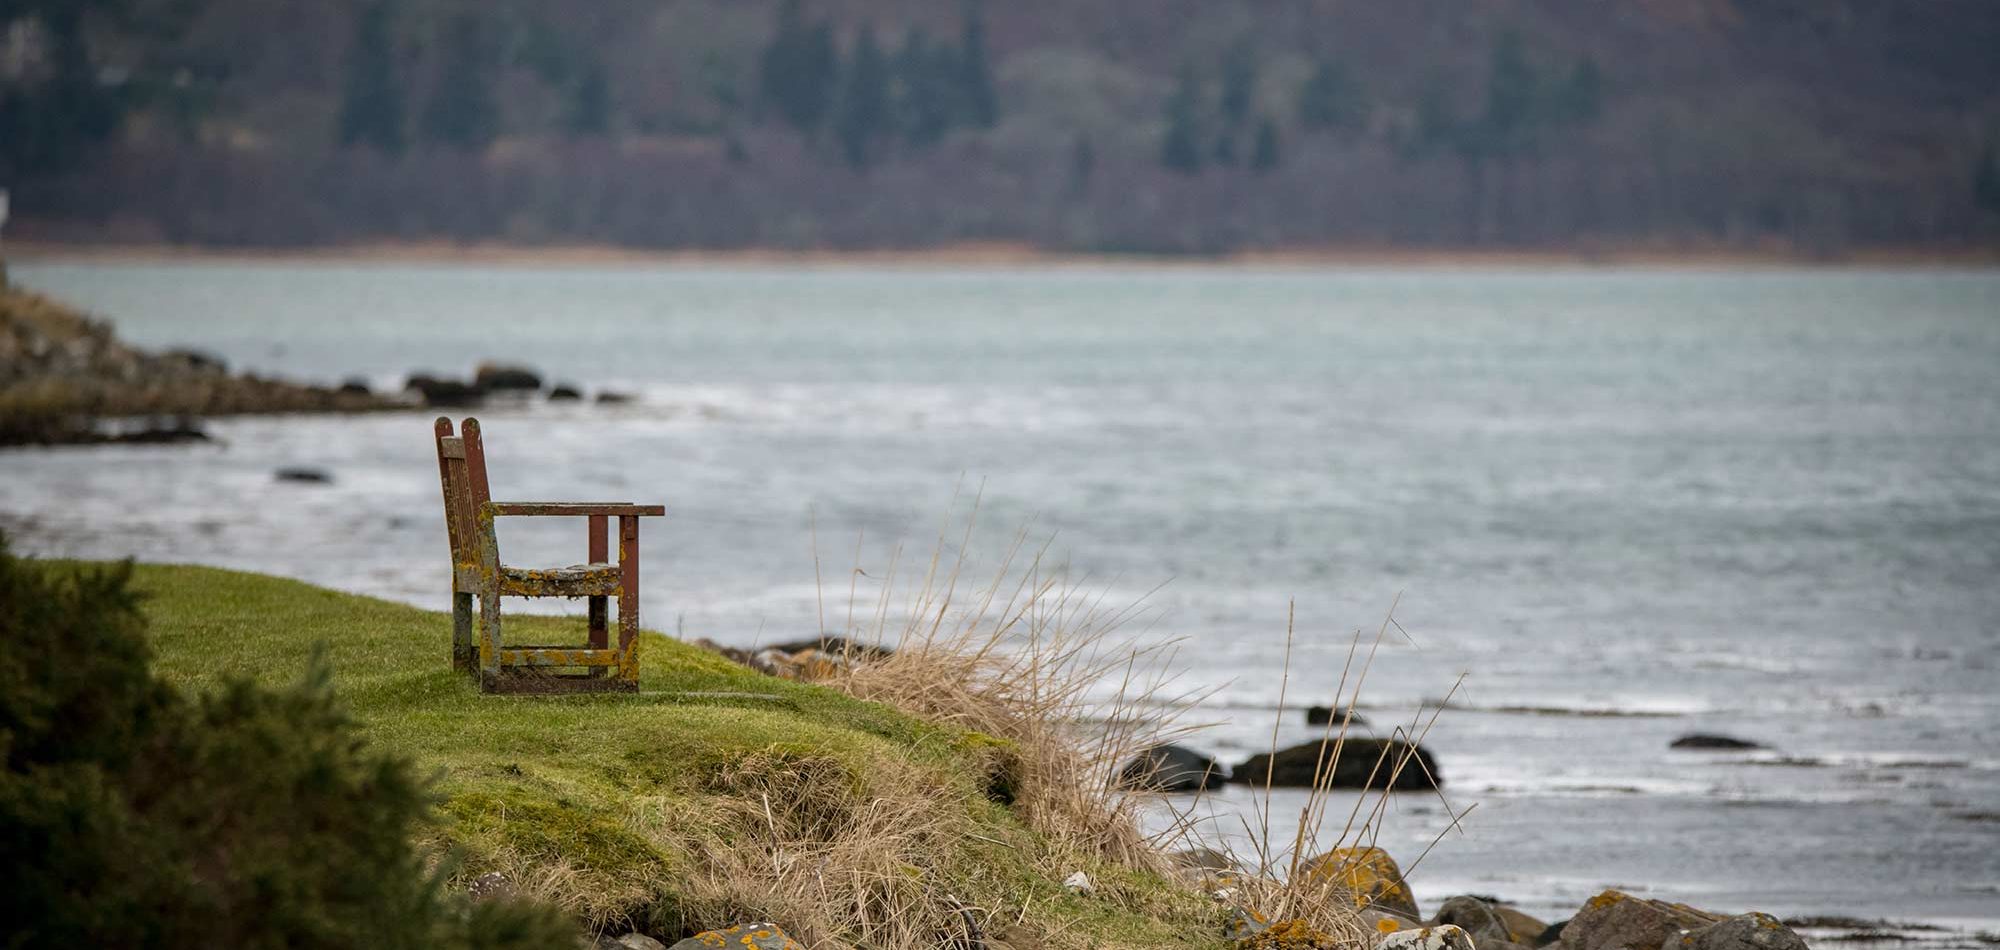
left=1062, top=871, right=1092, bottom=895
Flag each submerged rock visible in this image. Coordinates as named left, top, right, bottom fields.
left=275, top=466, right=332, bottom=484
left=1670, top=734, right=1766, bottom=750
left=1117, top=744, right=1227, bottom=792
left=1299, top=846, right=1420, bottom=919
left=1231, top=737, right=1440, bottom=790
left=595, top=389, right=635, bottom=405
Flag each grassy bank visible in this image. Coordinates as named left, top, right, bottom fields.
left=120, top=562, right=1227, bottom=948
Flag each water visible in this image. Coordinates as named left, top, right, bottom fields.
left=5, top=261, right=1999, bottom=928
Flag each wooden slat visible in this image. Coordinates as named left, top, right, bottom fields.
left=499, top=647, right=622, bottom=667
left=488, top=502, right=665, bottom=517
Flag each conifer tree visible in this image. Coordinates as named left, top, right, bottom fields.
left=1976, top=143, right=2000, bottom=215
left=420, top=15, right=499, bottom=151
left=566, top=60, right=611, bottom=136
left=1250, top=116, right=1280, bottom=173
left=1218, top=45, right=1256, bottom=129
left=1298, top=58, right=1364, bottom=134
left=337, top=1, right=406, bottom=153
left=834, top=25, right=891, bottom=168
left=957, top=1, right=999, bottom=128
left=893, top=28, right=952, bottom=148
left=758, top=0, right=839, bottom=133
left=1160, top=67, right=1204, bottom=174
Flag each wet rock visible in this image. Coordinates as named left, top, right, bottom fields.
left=1378, top=924, right=1477, bottom=950
left=548, top=383, right=583, bottom=400
left=1117, top=744, right=1226, bottom=792
left=1231, top=737, right=1440, bottom=790
left=610, top=934, right=666, bottom=950
left=595, top=389, right=635, bottom=405
left=1306, top=705, right=1369, bottom=727
left=1670, top=734, right=1765, bottom=750
left=1234, top=919, right=1340, bottom=949
left=275, top=466, right=332, bottom=484
left=405, top=373, right=486, bottom=407
left=473, top=362, right=543, bottom=391
left=667, top=923, right=802, bottom=949
left=1299, top=846, right=1420, bottom=919
left=337, top=377, right=373, bottom=395
left=1665, top=914, right=1808, bottom=950
left=1559, top=890, right=1720, bottom=950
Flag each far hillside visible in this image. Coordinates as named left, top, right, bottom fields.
left=5, top=0, right=2000, bottom=254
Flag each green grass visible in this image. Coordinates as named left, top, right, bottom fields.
left=119, top=563, right=1225, bottom=948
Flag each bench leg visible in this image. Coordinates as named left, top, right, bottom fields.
left=618, top=515, right=639, bottom=687
left=588, top=515, right=609, bottom=677
left=452, top=591, right=475, bottom=672
left=477, top=591, right=502, bottom=692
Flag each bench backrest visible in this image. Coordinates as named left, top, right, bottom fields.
left=433, top=416, right=493, bottom=585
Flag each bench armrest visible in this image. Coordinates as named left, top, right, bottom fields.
left=485, top=502, right=666, bottom=517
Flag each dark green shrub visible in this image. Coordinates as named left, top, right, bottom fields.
left=0, top=536, right=578, bottom=949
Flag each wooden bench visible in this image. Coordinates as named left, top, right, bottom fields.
left=433, top=417, right=664, bottom=693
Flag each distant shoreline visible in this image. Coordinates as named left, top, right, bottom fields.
left=7, top=238, right=1998, bottom=270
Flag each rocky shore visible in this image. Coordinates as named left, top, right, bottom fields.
left=0, top=286, right=400, bottom=445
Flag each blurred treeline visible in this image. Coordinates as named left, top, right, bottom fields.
left=4, top=0, right=2000, bottom=254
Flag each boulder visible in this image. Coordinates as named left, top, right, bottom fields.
left=1665, top=914, right=1808, bottom=950
left=1434, top=896, right=1550, bottom=945
left=1299, top=846, right=1420, bottom=919
left=548, top=383, right=582, bottom=400
left=1378, top=924, right=1477, bottom=950
left=1306, top=705, right=1369, bottom=727
left=667, top=923, right=802, bottom=950
left=404, top=373, right=486, bottom=407
left=1231, top=738, right=1440, bottom=790
left=613, top=936, right=667, bottom=950
left=1559, top=890, right=1720, bottom=950
left=337, top=377, right=372, bottom=395
left=473, top=362, right=543, bottom=391
left=1535, top=920, right=1568, bottom=947
left=1435, top=895, right=1513, bottom=945
left=1118, top=744, right=1227, bottom=792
